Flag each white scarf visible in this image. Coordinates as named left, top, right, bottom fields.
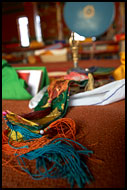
left=29, top=79, right=125, bottom=109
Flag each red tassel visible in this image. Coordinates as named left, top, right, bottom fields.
left=20, top=107, right=51, bottom=120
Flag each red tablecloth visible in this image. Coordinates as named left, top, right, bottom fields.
left=2, top=59, right=125, bottom=188
left=11, top=59, right=121, bottom=72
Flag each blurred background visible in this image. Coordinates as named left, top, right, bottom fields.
left=2, top=2, right=125, bottom=64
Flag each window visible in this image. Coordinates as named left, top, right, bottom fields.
left=35, top=15, right=43, bottom=42
left=18, top=17, right=30, bottom=47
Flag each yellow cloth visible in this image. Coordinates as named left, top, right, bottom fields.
left=9, top=130, right=23, bottom=141
left=113, top=52, right=125, bottom=80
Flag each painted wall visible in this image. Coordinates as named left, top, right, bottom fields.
left=2, top=12, right=24, bottom=43
left=2, top=2, right=125, bottom=45
left=38, top=3, right=71, bottom=41
left=2, top=2, right=70, bottom=44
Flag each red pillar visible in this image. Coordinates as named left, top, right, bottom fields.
left=23, top=2, right=38, bottom=41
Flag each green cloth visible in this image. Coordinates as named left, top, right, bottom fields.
left=2, top=59, right=32, bottom=100
left=93, top=67, right=115, bottom=76
left=2, top=60, right=49, bottom=100
left=34, top=80, right=88, bottom=129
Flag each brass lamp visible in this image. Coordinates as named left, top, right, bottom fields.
left=69, top=32, right=79, bottom=68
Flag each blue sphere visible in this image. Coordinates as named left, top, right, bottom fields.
left=64, top=2, right=115, bottom=37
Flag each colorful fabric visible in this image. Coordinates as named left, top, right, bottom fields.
left=31, top=73, right=88, bottom=129
left=67, top=66, right=115, bottom=77
left=67, top=66, right=97, bottom=74
left=2, top=59, right=50, bottom=100
left=28, top=67, right=117, bottom=109
left=3, top=72, right=88, bottom=131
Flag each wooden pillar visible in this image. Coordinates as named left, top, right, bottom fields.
left=119, top=2, right=125, bottom=33
left=56, top=2, right=63, bottom=41
left=24, top=2, right=38, bottom=41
